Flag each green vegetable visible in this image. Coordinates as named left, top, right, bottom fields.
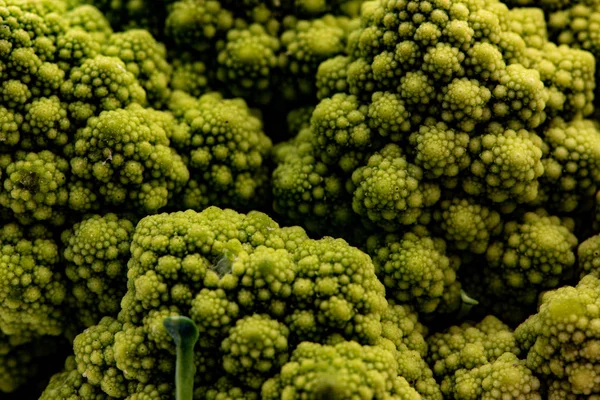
left=4, top=0, right=600, bottom=398
left=515, top=275, right=600, bottom=397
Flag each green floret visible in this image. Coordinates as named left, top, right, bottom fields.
left=557, top=52, right=595, bottom=114
left=164, top=0, right=234, bottom=52
left=315, top=55, right=350, bottom=99
left=216, top=24, right=281, bottom=105
left=461, top=209, right=578, bottom=324
left=0, top=150, right=69, bottom=225
left=432, top=197, right=503, bottom=254
left=6, top=46, right=44, bottom=83
left=515, top=274, right=600, bottom=397
left=548, top=4, right=600, bottom=109
left=465, top=124, right=544, bottom=206
left=540, top=117, right=600, bottom=211
left=448, top=352, right=541, bottom=400
left=196, top=376, right=259, bottom=400
left=366, top=226, right=460, bottom=314
left=396, top=47, right=433, bottom=84
left=288, top=237, right=387, bottom=343
left=262, top=341, right=421, bottom=400
left=408, top=120, right=471, bottom=178
left=346, top=57, right=378, bottom=101
left=440, top=77, right=491, bottom=132
left=0, top=222, right=67, bottom=340
left=398, top=355, right=442, bottom=400
left=55, top=28, right=101, bottom=71
left=170, top=54, right=210, bottom=98
left=311, top=92, right=372, bottom=172
left=368, top=91, right=411, bottom=140
left=0, top=2, right=58, bottom=53
left=73, top=316, right=130, bottom=397
left=125, top=383, right=174, bottom=400
left=21, top=96, right=71, bottom=149
left=0, top=106, right=22, bottom=148
left=217, top=0, right=280, bottom=31
left=370, top=51, right=403, bottom=90
left=527, top=42, right=596, bottom=119
left=506, top=7, right=547, bottom=49
left=34, top=62, right=68, bottom=96
left=279, top=14, right=350, bottom=101
left=102, top=29, right=172, bottom=108
left=63, top=5, right=113, bottom=44
left=271, top=128, right=358, bottom=237
left=285, top=106, right=314, bottom=135
left=486, top=210, right=577, bottom=290
left=351, top=144, right=441, bottom=230
left=422, top=43, right=465, bottom=82
left=70, top=104, right=189, bottom=213
left=380, top=303, right=428, bottom=358
left=65, top=180, right=97, bottom=212
left=168, top=92, right=272, bottom=211
left=42, top=353, right=171, bottom=400
left=427, top=315, right=522, bottom=393
left=1, top=80, right=33, bottom=110
left=112, top=317, right=178, bottom=385
left=228, top=246, right=297, bottom=314
left=550, top=3, right=600, bottom=47
left=190, top=288, right=239, bottom=346
left=578, top=234, right=600, bottom=278
left=370, top=302, right=442, bottom=400
left=39, top=356, right=112, bottom=400
left=62, top=213, right=135, bottom=327
left=221, top=314, right=290, bottom=389
left=546, top=379, right=594, bottom=400
left=60, top=55, right=147, bottom=118
left=464, top=42, right=504, bottom=81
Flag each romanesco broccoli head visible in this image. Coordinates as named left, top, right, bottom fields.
left=61, top=213, right=135, bottom=328
left=515, top=274, right=600, bottom=397
left=262, top=341, right=422, bottom=400
left=64, top=207, right=394, bottom=397
left=366, top=226, right=461, bottom=314
left=0, top=221, right=67, bottom=340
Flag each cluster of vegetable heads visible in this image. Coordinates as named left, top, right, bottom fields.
left=4, top=0, right=600, bottom=398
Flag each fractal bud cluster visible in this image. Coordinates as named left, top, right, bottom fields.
left=1, top=0, right=600, bottom=399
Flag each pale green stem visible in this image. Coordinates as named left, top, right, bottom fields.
left=163, top=316, right=199, bottom=400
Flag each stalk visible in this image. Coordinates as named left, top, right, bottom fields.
left=163, top=316, right=199, bottom=400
